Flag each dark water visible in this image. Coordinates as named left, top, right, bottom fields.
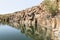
left=0, top=24, right=32, bottom=40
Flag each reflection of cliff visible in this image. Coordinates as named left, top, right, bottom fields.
left=20, top=25, right=51, bottom=40
left=6, top=22, right=51, bottom=40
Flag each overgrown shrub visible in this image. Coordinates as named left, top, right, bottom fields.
left=44, top=0, right=58, bottom=17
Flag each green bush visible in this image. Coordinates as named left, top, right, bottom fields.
left=44, top=0, right=58, bottom=17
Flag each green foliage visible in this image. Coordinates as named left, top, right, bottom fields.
left=44, top=0, right=58, bottom=17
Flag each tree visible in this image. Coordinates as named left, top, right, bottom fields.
left=44, top=0, right=58, bottom=17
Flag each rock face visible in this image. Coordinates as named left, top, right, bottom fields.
left=0, top=0, right=60, bottom=40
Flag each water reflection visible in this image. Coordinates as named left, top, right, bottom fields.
left=0, top=23, right=32, bottom=40
left=0, top=21, right=51, bottom=40
left=21, top=25, right=51, bottom=40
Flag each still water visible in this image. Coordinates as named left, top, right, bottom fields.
left=0, top=24, right=32, bottom=40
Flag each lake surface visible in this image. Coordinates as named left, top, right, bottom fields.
left=0, top=21, right=51, bottom=40
left=0, top=24, right=32, bottom=40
